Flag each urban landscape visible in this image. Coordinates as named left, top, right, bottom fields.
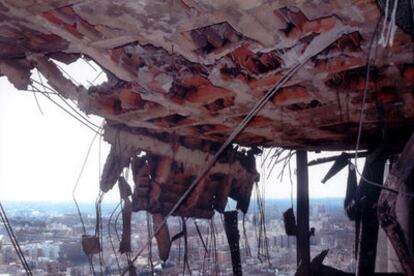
left=0, top=199, right=355, bottom=275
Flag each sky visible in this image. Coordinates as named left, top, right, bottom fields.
left=0, top=59, right=363, bottom=203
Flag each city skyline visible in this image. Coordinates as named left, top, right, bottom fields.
left=0, top=198, right=359, bottom=275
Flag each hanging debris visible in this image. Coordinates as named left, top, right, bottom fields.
left=118, top=176, right=133, bottom=254
left=283, top=208, right=298, bottom=236
left=152, top=213, right=171, bottom=262
left=224, top=211, right=243, bottom=276
left=106, top=126, right=259, bottom=219
left=344, top=164, right=358, bottom=221
left=81, top=235, right=102, bottom=256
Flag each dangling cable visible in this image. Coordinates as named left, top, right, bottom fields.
left=108, top=202, right=122, bottom=273
left=194, top=220, right=208, bottom=253
left=146, top=212, right=154, bottom=275
left=95, top=191, right=105, bottom=274
left=30, top=78, right=102, bottom=134
left=181, top=218, right=192, bottom=276
left=114, top=205, right=122, bottom=243
left=0, top=202, right=32, bottom=275
left=242, top=213, right=251, bottom=257
left=71, top=129, right=100, bottom=275
left=202, top=222, right=210, bottom=275
left=211, top=218, right=218, bottom=276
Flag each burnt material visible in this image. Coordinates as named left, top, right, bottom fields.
left=110, top=127, right=259, bottom=219
left=378, top=131, right=414, bottom=275
left=296, top=150, right=310, bottom=273
left=81, top=235, right=101, bottom=255
left=2, top=1, right=414, bottom=151
left=321, top=152, right=349, bottom=183
left=344, top=164, right=358, bottom=221
left=119, top=200, right=132, bottom=254
left=283, top=208, right=298, bottom=236
left=378, top=0, right=414, bottom=39
left=356, top=154, right=387, bottom=275
left=152, top=213, right=171, bottom=262
left=224, top=211, right=242, bottom=276
left=119, top=177, right=133, bottom=254
left=296, top=250, right=405, bottom=276
left=100, top=146, right=130, bottom=193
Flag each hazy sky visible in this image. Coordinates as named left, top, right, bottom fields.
left=0, top=60, right=360, bottom=203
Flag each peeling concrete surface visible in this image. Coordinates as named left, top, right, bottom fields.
left=1, top=0, right=413, bottom=151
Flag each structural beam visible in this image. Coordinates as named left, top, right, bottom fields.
left=355, top=152, right=387, bottom=276
left=296, top=150, right=310, bottom=274
left=297, top=249, right=404, bottom=276
left=378, top=131, right=414, bottom=276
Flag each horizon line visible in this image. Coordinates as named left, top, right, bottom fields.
left=2, top=197, right=345, bottom=204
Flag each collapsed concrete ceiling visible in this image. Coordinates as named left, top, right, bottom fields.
left=2, top=0, right=414, bottom=265
left=1, top=0, right=413, bottom=151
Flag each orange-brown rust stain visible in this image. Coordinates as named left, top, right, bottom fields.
left=377, top=91, right=399, bottom=103
left=27, top=34, right=67, bottom=51
left=181, top=75, right=210, bottom=87
left=248, top=116, right=274, bottom=127
left=249, top=74, right=283, bottom=90
left=96, top=96, right=122, bottom=115
left=205, top=124, right=230, bottom=134
left=118, top=88, right=144, bottom=109
left=303, top=16, right=337, bottom=34
left=276, top=8, right=338, bottom=40
left=316, top=56, right=365, bottom=74
left=353, top=78, right=375, bottom=91
left=186, top=85, right=232, bottom=104
left=230, top=45, right=257, bottom=74
left=108, top=48, right=124, bottom=64
left=77, top=18, right=103, bottom=39
left=42, top=11, right=83, bottom=39
left=271, top=86, right=310, bottom=106
left=403, top=66, right=414, bottom=84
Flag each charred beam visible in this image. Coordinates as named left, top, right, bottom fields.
left=152, top=213, right=171, bottom=262
left=100, top=146, right=131, bottom=193
left=308, top=152, right=369, bottom=166
left=296, top=250, right=404, bottom=276
left=296, top=150, right=310, bottom=274
left=378, top=131, right=414, bottom=276
left=355, top=150, right=387, bottom=276
left=224, top=210, right=242, bottom=276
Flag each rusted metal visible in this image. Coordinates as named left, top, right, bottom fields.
left=355, top=151, right=387, bottom=276
left=378, top=131, right=414, bottom=276
left=296, top=150, right=310, bottom=274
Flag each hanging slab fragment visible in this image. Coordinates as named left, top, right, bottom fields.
left=296, top=250, right=405, bottom=276
left=378, top=131, right=414, bottom=275
left=122, top=128, right=258, bottom=219
left=152, top=213, right=171, bottom=262
left=81, top=235, right=101, bottom=255
left=344, top=164, right=358, bottom=221
left=283, top=208, right=298, bottom=236
left=119, top=199, right=132, bottom=254
left=131, top=156, right=152, bottom=212
left=224, top=210, right=242, bottom=276
left=118, top=176, right=132, bottom=199
left=100, top=146, right=130, bottom=193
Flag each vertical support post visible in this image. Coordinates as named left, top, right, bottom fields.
left=355, top=153, right=386, bottom=276
left=378, top=131, right=414, bottom=275
left=296, top=150, right=310, bottom=274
